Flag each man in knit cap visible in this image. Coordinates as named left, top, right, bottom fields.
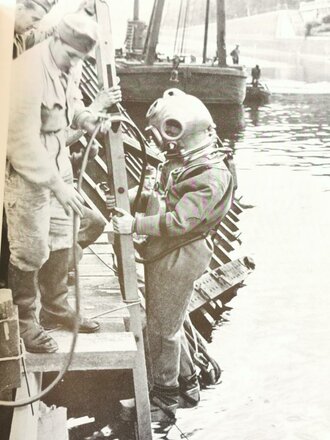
left=4, top=0, right=120, bottom=288
left=5, top=13, right=110, bottom=353
left=13, top=0, right=56, bottom=58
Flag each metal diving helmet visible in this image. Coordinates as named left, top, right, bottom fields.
left=146, top=88, right=217, bottom=158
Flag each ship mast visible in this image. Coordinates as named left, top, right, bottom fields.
left=216, top=0, right=227, bottom=66
left=144, top=0, right=166, bottom=65
left=202, top=0, right=210, bottom=63
left=145, top=0, right=227, bottom=66
left=133, top=0, right=139, bottom=20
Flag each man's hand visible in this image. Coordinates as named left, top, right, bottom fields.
left=81, top=113, right=112, bottom=136
left=105, top=194, right=116, bottom=211
left=52, top=180, right=84, bottom=217
left=112, top=207, right=135, bottom=234
left=93, top=85, right=122, bottom=112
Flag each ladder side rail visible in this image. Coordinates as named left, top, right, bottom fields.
left=94, top=2, right=152, bottom=438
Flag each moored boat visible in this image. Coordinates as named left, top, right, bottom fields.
left=118, top=0, right=247, bottom=105
left=244, top=81, right=271, bottom=105
left=117, top=62, right=247, bottom=104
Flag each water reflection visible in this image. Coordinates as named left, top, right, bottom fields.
left=237, top=95, right=330, bottom=180
left=125, top=93, right=330, bottom=185
left=209, top=94, right=330, bottom=186
left=247, top=104, right=260, bottom=127
left=208, top=104, right=246, bottom=142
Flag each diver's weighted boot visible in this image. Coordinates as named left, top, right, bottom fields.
left=120, top=385, right=179, bottom=423
left=178, top=373, right=200, bottom=408
left=149, top=387, right=179, bottom=423
left=8, top=263, right=58, bottom=353
left=39, top=249, right=99, bottom=333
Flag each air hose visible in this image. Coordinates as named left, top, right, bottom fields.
left=0, top=247, right=81, bottom=408
left=95, top=111, right=149, bottom=216
left=134, top=233, right=208, bottom=265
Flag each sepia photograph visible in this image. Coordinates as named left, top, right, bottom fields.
left=0, top=0, right=329, bottom=439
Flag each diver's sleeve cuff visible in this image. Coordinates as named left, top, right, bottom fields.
left=134, top=214, right=161, bottom=236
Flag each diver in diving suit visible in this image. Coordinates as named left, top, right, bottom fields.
left=112, top=88, right=234, bottom=422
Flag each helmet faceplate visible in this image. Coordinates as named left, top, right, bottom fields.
left=146, top=89, right=217, bottom=157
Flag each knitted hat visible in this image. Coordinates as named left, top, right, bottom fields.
left=31, top=0, right=55, bottom=14
left=57, top=13, right=99, bottom=54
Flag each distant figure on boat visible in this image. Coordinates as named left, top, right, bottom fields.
left=230, top=45, right=240, bottom=65
left=172, top=55, right=181, bottom=69
left=155, top=51, right=163, bottom=62
left=305, top=22, right=313, bottom=37
left=169, top=55, right=180, bottom=82
left=251, top=65, right=261, bottom=86
left=190, top=54, right=196, bottom=63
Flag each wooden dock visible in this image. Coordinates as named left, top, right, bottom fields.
left=10, top=227, right=150, bottom=440
left=26, top=228, right=136, bottom=374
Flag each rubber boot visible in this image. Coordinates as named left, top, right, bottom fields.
left=8, top=263, right=58, bottom=353
left=39, top=249, right=99, bottom=333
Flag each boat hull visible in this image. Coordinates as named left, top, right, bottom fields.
left=117, top=63, right=247, bottom=105
left=244, top=82, right=271, bottom=105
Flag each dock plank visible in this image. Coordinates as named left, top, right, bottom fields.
left=88, top=243, right=115, bottom=254
left=67, top=277, right=129, bottom=321
left=79, top=253, right=114, bottom=267
left=25, top=332, right=137, bottom=372
left=71, top=275, right=119, bottom=291
left=77, top=264, right=114, bottom=276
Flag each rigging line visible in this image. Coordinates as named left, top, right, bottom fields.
left=173, top=0, right=184, bottom=55
left=203, top=0, right=211, bottom=63
left=180, top=0, right=191, bottom=55
left=178, top=0, right=187, bottom=56
left=143, top=0, right=156, bottom=55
